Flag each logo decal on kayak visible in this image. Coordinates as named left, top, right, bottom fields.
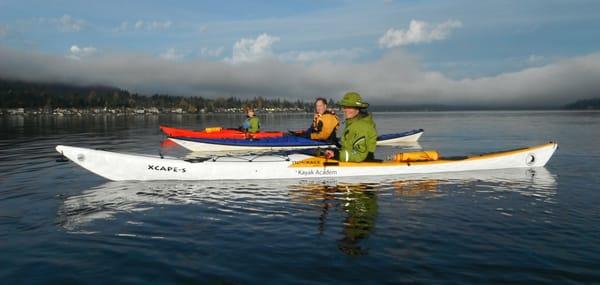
left=296, top=169, right=337, bottom=176
left=148, top=165, right=187, bottom=173
left=291, top=157, right=327, bottom=167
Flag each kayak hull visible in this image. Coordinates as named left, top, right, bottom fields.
left=160, top=125, right=284, bottom=139
left=170, top=137, right=326, bottom=152
left=55, top=142, right=557, bottom=181
left=376, top=131, right=423, bottom=145
left=169, top=129, right=424, bottom=152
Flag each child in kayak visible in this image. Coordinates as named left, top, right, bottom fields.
left=305, top=98, right=339, bottom=143
left=324, top=92, right=377, bottom=162
left=242, top=106, right=260, bottom=133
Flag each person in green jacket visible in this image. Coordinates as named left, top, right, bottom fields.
left=242, top=106, right=260, bottom=133
left=324, top=92, right=377, bottom=162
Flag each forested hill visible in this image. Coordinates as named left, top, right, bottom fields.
left=0, top=79, right=312, bottom=112
left=563, top=98, right=600, bottom=110
left=6, top=78, right=593, bottom=112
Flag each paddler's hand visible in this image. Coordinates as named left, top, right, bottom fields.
left=324, top=150, right=334, bottom=159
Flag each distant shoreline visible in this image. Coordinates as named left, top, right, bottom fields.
left=0, top=107, right=310, bottom=116
left=2, top=108, right=598, bottom=117
left=2, top=78, right=599, bottom=113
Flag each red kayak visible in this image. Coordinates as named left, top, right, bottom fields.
left=160, top=125, right=284, bottom=140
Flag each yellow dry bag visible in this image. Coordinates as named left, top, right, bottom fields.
left=393, top=151, right=440, bottom=162
left=204, top=127, right=223, bottom=133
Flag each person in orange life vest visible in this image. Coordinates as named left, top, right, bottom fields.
left=304, top=98, right=340, bottom=143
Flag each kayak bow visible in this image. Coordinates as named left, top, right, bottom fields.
left=160, top=125, right=284, bottom=139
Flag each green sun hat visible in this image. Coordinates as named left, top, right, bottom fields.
left=338, top=92, right=369, bottom=108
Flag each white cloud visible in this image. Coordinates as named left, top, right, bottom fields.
left=528, top=54, right=545, bottom=64
left=2, top=45, right=600, bottom=108
left=200, top=47, right=224, bottom=57
left=115, top=20, right=171, bottom=32
left=114, top=21, right=128, bottom=32
left=226, top=33, right=280, bottom=64
left=55, top=15, right=86, bottom=32
left=379, top=19, right=462, bottom=48
left=279, top=48, right=363, bottom=63
left=133, top=20, right=172, bottom=31
left=160, top=48, right=184, bottom=61
left=148, top=20, right=172, bottom=30
left=65, top=45, right=97, bottom=60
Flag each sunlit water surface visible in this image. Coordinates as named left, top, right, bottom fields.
left=1, top=111, right=599, bottom=283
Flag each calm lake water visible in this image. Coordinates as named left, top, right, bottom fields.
left=1, top=111, right=599, bottom=284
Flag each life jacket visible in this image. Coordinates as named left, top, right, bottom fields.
left=338, top=112, right=378, bottom=162
left=310, top=111, right=339, bottom=142
left=243, top=116, right=260, bottom=133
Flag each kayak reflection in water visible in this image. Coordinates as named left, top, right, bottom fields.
left=393, top=180, right=441, bottom=196
left=290, top=182, right=379, bottom=256
left=337, top=184, right=378, bottom=256
left=241, top=106, right=260, bottom=133
left=289, top=179, right=446, bottom=256
left=297, top=98, right=340, bottom=144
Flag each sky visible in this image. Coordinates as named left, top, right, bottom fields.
left=1, top=0, right=600, bottom=107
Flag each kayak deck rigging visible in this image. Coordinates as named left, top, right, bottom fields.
left=184, top=153, right=293, bottom=163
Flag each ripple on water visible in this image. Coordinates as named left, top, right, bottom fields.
left=2, top=112, right=600, bottom=283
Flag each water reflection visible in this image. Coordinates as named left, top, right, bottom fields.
left=57, top=168, right=557, bottom=254
left=392, top=180, right=440, bottom=196
left=56, top=180, right=292, bottom=231
left=290, top=168, right=557, bottom=255
left=289, top=182, right=379, bottom=255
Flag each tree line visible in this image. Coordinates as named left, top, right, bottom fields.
left=563, top=98, right=600, bottom=110
left=0, top=79, right=313, bottom=112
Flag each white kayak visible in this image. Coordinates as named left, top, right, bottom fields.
left=55, top=142, right=557, bottom=181
left=169, top=129, right=424, bottom=152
